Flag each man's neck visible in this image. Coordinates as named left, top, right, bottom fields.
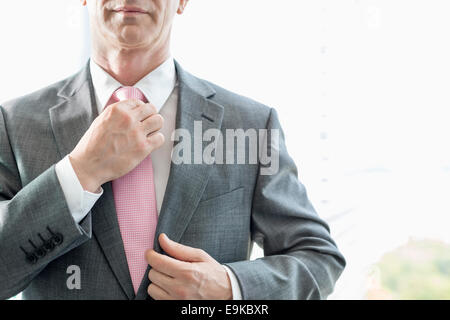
left=92, top=45, right=171, bottom=86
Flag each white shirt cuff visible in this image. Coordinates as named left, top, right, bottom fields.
left=223, top=265, right=243, bottom=300
left=55, top=155, right=103, bottom=224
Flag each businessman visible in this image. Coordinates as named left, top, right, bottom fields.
left=0, top=0, right=345, bottom=299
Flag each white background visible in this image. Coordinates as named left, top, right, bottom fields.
left=1, top=0, right=450, bottom=299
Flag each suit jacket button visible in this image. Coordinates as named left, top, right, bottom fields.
left=52, top=233, right=63, bottom=246
left=35, top=247, right=46, bottom=258
left=26, top=253, right=38, bottom=264
left=38, top=233, right=55, bottom=252
left=43, top=240, right=55, bottom=252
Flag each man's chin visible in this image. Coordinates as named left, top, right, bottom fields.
left=116, top=27, right=153, bottom=46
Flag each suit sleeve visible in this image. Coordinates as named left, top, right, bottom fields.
left=0, top=105, right=92, bottom=300
left=225, top=108, right=346, bottom=300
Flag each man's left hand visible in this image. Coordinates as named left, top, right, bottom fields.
left=145, top=233, right=233, bottom=300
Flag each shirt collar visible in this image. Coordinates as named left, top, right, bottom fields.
left=89, top=57, right=177, bottom=113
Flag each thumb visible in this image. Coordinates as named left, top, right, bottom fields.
left=159, top=233, right=211, bottom=262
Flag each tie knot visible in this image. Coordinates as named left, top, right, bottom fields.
left=108, top=86, right=148, bottom=105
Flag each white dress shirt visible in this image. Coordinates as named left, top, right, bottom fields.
left=54, top=57, right=242, bottom=299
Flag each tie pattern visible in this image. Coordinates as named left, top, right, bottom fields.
left=107, top=87, right=158, bottom=294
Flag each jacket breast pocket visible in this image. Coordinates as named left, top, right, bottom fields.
left=196, top=187, right=245, bottom=212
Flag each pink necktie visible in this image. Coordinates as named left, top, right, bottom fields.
left=107, top=87, right=158, bottom=294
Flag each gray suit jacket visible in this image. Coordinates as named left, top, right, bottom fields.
left=0, top=61, right=345, bottom=300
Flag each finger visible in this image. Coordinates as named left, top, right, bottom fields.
left=119, top=99, right=146, bottom=111
left=134, top=102, right=157, bottom=121
left=147, top=131, right=165, bottom=150
left=141, top=114, right=164, bottom=136
left=102, top=99, right=143, bottom=116
left=145, top=249, right=188, bottom=277
left=159, top=233, right=211, bottom=262
left=147, top=283, right=172, bottom=300
left=148, top=268, right=174, bottom=290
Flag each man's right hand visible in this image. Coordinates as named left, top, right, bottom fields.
left=69, top=99, right=165, bottom=193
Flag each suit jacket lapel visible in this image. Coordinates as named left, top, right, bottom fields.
left=49, top=65, right=97, bottom=158
left=155, top=63, right=224, bottom=249
left=49, top=62, right=135, bottom=300
left=134, top=61, right=225, bottom=299
left=91, top=183, right=135, bottom=299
